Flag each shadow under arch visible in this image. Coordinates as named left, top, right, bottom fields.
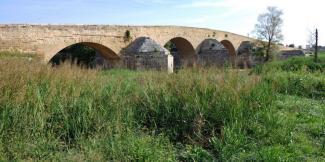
left=164, top=37, right=197, bottom=69
left=237, top=41, right=254, bottom=68
left=221, top=40, right=236, bottom=66
left=197, top=38, right=230, bottom=67
left=49, top=42, right=120, bottom=68
left=237, top=41, right=253, bottom=55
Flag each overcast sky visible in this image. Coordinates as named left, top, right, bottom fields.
left=0, top=0, right=323, bottom=46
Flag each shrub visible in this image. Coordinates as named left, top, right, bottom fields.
left=124, top=30, right=132, bottom=42
left=251, top=55, right=325, bottom=74
left=264, top=72, right=325, bottom=99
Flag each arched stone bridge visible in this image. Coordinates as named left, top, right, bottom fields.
left=0, top=24, right=255, bottom=60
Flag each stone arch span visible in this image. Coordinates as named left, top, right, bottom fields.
left=49, top=42, right=120, bottom=68
left=163, top=37, right=197, bottom=68
left=220, top=40, right=236, bottom=57
left=236, top=41, right=254, bottom=68
left=121, top=37, right=173, bottom=72
left=221, top=40, right=236, bottom=66
left=197, top=38, right=230, bottom=66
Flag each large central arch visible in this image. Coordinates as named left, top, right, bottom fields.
left=49, top=42, right=120, bottom=68
left=164, top=37, right=197, bottom=69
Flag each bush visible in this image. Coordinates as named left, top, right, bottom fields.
left=250, top=55, right=325, bottom=99
left=251, top=56, right=325, bottom=74
left=264, top=72, right=325, bottom=99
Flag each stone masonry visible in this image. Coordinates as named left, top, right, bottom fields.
left=198, top=39, right=230, bottom=66
left=0, top=24, right=255, bottom=62
left=122, top=37, right=173, bottom=73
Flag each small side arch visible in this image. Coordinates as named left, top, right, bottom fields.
left=237, top=41, right=254, bottom=68
left=197, top=38, right=230, bottom=67
left=220, top=40, right=236, bottom=57
left=163, top=37, right=197, bottom=68
left=221, top=40, right=236, bottom=66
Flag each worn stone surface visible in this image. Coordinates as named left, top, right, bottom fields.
left=122, top=37, right=173, bottom=73
left=123, top=37, right=168, bottom=53
left=198, top=39, right=230, bottom=66
left=0, top=24, right=255, bottom=62
left=237, top=41, right=253, bottom=56
left=279, top=50, right=305, bottom=60
left=235, top=41, right=252, bottom=68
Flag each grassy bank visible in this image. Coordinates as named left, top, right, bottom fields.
left=0, top=54, right=324, bottom=161
left=253, top=53, right=325, bottom=100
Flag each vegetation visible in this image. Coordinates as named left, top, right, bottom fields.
left=0, top=52, right=324, bottom=161
left=254, top=6, right=283, bottom=61
left=252, top=54, right=325, bottom=99
left=253, top=54, right=325, bottom=73
left=50, top=44, right=98, bottom=68
left=164, top=41, right=177, bottom=52
left=0, top=51, right=38, bottom=60
left=124, top=30, right=132, bottom=42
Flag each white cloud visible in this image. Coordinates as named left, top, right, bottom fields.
left=2, top=0, right=323, bottom=45
left=179, top=0, right=325, bottom=46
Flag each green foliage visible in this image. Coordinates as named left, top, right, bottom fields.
left=50, top=44, right=97, bottom=67
left=279, top=57, right=325, bottom=72
left=102, top=133, right=176, bottom=161
left=124, top=30, right=132, bottom=42
left=251, top=40, right=280, bottom=60
left=164, top=41, right=177, bottom=53
left=179, top=145, right=214, bottom=162
left=251, top=55, right=325, bottom=100
left=0, top=54, right=324, bottom=161
left=253, top=47, right=266, bottom=57
left=264, top=72, right=325, bottom=99
left=0, top=51, right=39, bottom=60
left=252, top=55, right=325, bottom=74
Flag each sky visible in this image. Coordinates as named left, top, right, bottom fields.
left=0, top=0, right=324, bottom=46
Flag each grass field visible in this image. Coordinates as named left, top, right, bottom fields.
left=0, top=52, right=324, bottom=161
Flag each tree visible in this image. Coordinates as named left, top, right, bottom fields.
left=289, top=44, right=295, bottom=48
left=254, top=7, right=283, bottom=61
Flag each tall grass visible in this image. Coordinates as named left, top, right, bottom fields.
left=0, top=54, right=324, bottom=161
left=252, top=55, right=325, bottom=100
left=253, top=54, right=325, bottom=74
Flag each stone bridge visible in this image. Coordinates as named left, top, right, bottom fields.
left=0, top=24, right=259, bottom=71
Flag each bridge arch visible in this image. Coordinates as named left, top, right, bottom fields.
left=220, top=40, right=236, bottom=57
left=197, top=38, right=231, bottom=66
left=221, top=40, right=236, bottom=66
left=163, top=37, right=197, bottom=69
left=49, top=42, right=120, bottom=68
left=237, top=41, right=254, bottom=57
left=121, top=37, right=173, bottom=72
left=236, top=41, right=254, bottom=68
